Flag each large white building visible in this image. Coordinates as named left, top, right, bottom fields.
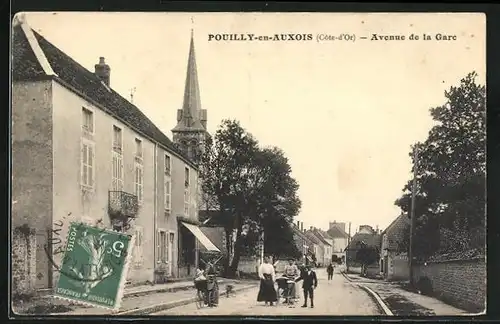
left=11, top=17, right=219, bottom=291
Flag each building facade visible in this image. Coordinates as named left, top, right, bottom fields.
left=327, top=222, right=349, bottom=263
left=380, top=214, right=410, bottom=281
left=11, top=18, right=218, bottom=289
left=292, top=221, right=314, bottom=265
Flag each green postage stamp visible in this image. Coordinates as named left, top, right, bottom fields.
left=53, top=222, right=134, bottom=310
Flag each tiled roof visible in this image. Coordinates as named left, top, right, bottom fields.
left=346, top=233, right=381, bottom=251
left=318, top=229, right=334, bottom=240
left=381, top=214, right=410, bottom=251
left=312, top=229, right=332, bottom=246
left=305, top=231, right=323, bottom=245
left=12, top=23, right=196, bottom=169
left=327, top=226, right=349, bottom=239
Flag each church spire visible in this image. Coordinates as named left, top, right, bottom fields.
left=172, top=29, right=206, bottom=132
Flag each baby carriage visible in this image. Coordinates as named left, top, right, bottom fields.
left=276, top=276, right=297, bottom=307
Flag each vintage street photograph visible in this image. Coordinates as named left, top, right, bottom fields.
left=10, top=12, right=485, bottom=317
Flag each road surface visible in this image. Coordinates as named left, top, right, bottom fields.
left=152, top=268, right=381, bottom=316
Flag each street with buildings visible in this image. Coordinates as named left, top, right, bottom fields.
left=152, top=268, right=380, bottom=316
left=11, top=13, right=486, bottom=317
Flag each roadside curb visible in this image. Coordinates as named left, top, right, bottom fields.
left=356, top=284, right=393, bottom=316
left=117, top=283, right=258, bottom=315
left=341, top=271, right=393, bottom=316
left=123, top=279, right=226, bottom=299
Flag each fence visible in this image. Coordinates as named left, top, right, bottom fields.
left=12, top=225, right=37, bottom=295
left=412, top=257, right=486, bottom=313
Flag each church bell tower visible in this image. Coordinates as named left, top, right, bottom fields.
left=172, top=30, right=208, bottom=164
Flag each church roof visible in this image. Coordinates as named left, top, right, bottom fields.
left=172, top=30, right=206, bottom=132
left=12, top=17, right=197, bottom=169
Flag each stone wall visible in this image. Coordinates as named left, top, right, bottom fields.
left=238, top=256, right=260, bottom=274
left=12, top=226, right=37, bottom=294
left=412, top=257, right=486, bottom=313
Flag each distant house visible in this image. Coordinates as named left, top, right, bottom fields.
left=327, top=224, right=350, bottom=263
left=312, top=228, right=333, bottom=265
left=380, top=214, right=411, bottom=281
left=292, top=221, right=315, bottom=265
left=305, top=227, right=332, bottom=267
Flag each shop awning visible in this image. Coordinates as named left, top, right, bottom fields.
left=181, top=222, right=221, bottom=252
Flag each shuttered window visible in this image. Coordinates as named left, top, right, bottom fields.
left=134, top=226, right=144, bottom=266
left=135, top=163, right=143, bottom=204
left=81, top=140, right=95, bottom=188
left=156, top=229, right=167, bottom=263
left=112, top=151, right=123, bottom=191
left=164, top=178, right=171, bottom=211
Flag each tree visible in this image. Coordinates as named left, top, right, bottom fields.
left=395, top=71, right=486, bottom=258
left=200, top=120, right=302, bottom=277
left=250, top=147, right=302, bottom=262
left=354, top=241, right=379, bottom=276
left=199, top=119, right=261, bottom=277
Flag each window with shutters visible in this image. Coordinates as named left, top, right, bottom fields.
left=135, top=138, right=143, bottom=161
left=165, top=154, right=171, bottom=175
left=113, top=125, right=122, bottom=153
left=184, top=167, right=190, bottom=216
left=164, top=154, right=172, bottom=213
left=112, top=150, right=123, bottom=191
left=184, top=187, right=190, bottom=216
left=82, top=107, right=94, bottom=135
left=133, top=226, right=144, bottom=266
left=184, top=167, right=190, bottom=188
left=164, top=177, right=171, bottom=212
left=156, top=229, right=168, bottom=263
left=134, top=163, right=143, bottom=205
left=81, top=139, right=95, bottom=189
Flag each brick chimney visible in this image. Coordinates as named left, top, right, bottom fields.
left=300, top=222, right=304, bottom=231
left=95, top=57, right=110, bottom=86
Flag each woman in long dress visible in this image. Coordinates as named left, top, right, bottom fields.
left=257, top=256, right=278, bottom=306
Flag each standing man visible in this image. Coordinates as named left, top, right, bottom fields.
left=295, top=264, right=318, bottom=308
left=327, top=263, right=334, bottom=281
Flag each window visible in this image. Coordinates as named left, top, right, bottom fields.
left=113, top=125, right=122, bottom=153
left=135, top=138, right=143, bottom=159
left=112, top=151, right=124, bottom=191
left=156, top=229, right=168, bottom=263
left=184, top=167, right=190, bottom=188
left=164, top=177, right=171, bottom=211
left=134, top=226, right=144, bottom=266
left=134, top=163, right=143, bottom=204
left=184, top=187, right=190, bottom=216
left=82, top=107, right=94, bottom=134
left=81, top=140, right=95, bottom=188
left=165, top=154, right=171, bottom=175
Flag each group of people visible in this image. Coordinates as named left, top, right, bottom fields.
left=257, top=256, right=318, bottom=308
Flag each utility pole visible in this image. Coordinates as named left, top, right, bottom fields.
left=409, top=145, right=419, bottom=287
left=346, top=222, right=351, bottom=271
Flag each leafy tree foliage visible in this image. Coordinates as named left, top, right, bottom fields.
left=200, top=120, right=302, bottom=277
left=354, top=241, right=380, bottom=275
left=395, top=72, right=486, bottom=259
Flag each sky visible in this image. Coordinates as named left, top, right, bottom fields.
left=20, top=12, right=486, bottom=233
